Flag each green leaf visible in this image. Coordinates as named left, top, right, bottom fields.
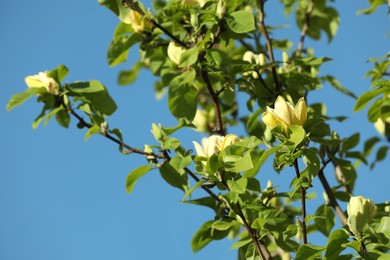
left=191, top=221, right=213, bottom=253
left=357, top=0, right=387, bottom=15
left=107, top=33, right=142, bottom=67
left=179, top=47, right=198, bottom=68
left=97, top=0, right=119, bottom=16
left=303, top=148, right=320, bottom=177
left=354, top=80, right=390, bottom=112
left=85, top=125, right=101, bottom=141
left=211, top=220, right=236, bottom=231
left=182, top=180, right=205, bottom=202
left=161, top=118, right=194, bottom=135
left=288, top=125, right=306, bottom=149
left=159, top=162, right=188, bottom=191
left=226, top=10, right=255, bottom=33
left=55, top=108, right=70, bottom=128
left=170, top=155, right=192, bottom=171
left=126, top=165, right=153, bottom=194
left=244, top=146, right=278, bottom=178
left=183, top=197, right=216, bottom=211
left=67, top=81, right=117, bottom=116
left=168, top=70, right=197, bottom=121
left=48, top=64, right=69, bottom=83
left=295, top=244, right=326, bottom=260
left=341, top=133, right=360, bottom=153
left=118, top=62, right=143, bottom=85
left=322, top=75, right=357, bottom=99
left=231, top=237, right=252, bottom=249
left=6, top=88, right=44, bottom=111
left=227, top=177, right=247, bottom=194
left=223, top=152, right=254, bottom=172
left=66, top=80, right=105, bottom=93
left=315, top=204, right=335, bottom=236
left=44, top=106, right=63, bottom=127
left=324, top=229, right=350, bottom=259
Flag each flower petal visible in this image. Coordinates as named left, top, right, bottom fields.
left=274, top=96, right=293, bottom=126
left=293, top=97, right=307, bottom=126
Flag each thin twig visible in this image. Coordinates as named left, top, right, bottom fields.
left=122, top=0, right=188, bottom=47
left=258, top=0, right=280, bottom=92
left=296, top=0, right=314, bottom=57
left=199, top=54, right=225, bottom=136
left=293, top=159, right=308, bottom=244
left=69, top=108, right=164, bottom=158
left=318, top=159, right=348, bottom=226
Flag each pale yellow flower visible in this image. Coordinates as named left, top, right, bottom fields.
left=123, top=10, right=152, bottom=33
left=192, top=134, right=240, bottom=158
left=262, top=96, right=307, bottom=129
left=25, top=72, right=59, bottom=95
left=347, top=196, right=377, bottom=236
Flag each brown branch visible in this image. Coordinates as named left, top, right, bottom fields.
left=258, top=0, right=280, bottom=92
left=318, top=161, right=348, bottom=226
left=69, top=108, right=164, bottom=158
left=296, top=0, right=314, bottom=57
left=122, top=0, right=188, bottom=48
left=293, top=159, right=308, bottom=244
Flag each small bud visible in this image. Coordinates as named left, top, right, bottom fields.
left=267, top=180, right=273, bottom=189
left=190, top=13, right=198, bottom=28
left=151, top=123, right=164, bottom=141
left=216, top=0, right=226, bottom=18
left=100, top=122, right=108, bottom=136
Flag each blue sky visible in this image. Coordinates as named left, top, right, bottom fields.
left=0, top=1, right=389, bottom=260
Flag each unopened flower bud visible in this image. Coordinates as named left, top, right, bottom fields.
left=216, top=0, right=226, bottom=18
left=347, top=196, right=377, bottom=237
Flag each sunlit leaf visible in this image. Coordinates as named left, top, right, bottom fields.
left=126, top=165, right=153, bottom=194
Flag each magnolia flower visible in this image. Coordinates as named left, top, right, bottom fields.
left=347, top=196, right=377, bottom=236
left=262, top=96, right=307, bottom=130
left=25, top=72, right=60, bottom=95
left=122, top=10, right=152, bottom=33
left=192, top=134, right=240, bottom=158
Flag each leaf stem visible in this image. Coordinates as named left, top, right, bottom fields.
left=293, top=159, right=308, bottom=244
left=68, top=108, right=164, bottom=158
left=258, top=0, right=280, bottom=92
left=296, top=0, right=314, bottom=57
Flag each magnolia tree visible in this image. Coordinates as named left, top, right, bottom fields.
left=6, top=0, right=390, bottom=259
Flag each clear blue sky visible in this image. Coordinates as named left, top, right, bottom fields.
left=0, top=1, right=389, bottom=260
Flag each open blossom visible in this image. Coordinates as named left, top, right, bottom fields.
left=122, top=10, right=153, bottom=33
left=347, top=196, right=377, bottom=236
left=25, top=72, right=59, bottom=95
left=262, top=96, right=307, bottom=129
left=192, top=134, right=240, bottom=158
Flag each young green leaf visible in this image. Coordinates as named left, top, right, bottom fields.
left=126, top=165, right=153, bottom=194
left=6, top=88, right=44, bottom=111
left=226, top=11, right=255, bottom=33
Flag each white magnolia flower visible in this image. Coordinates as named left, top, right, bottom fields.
left=25, top=72, right=59, bottom=95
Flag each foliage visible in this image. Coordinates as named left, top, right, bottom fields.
left=7, top=0, right=390, bottom=259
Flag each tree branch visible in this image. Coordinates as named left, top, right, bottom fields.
left=318, top=159, right=348, bottom=226
left=122, top=0, right=188, bottom=48
left=258, top=0, right=280, bottom=92
left=293, top=159, right=308, bottom=244
left=296, top=0, right=314, bottom=57
left=68, top=108, right=164, bottom=159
